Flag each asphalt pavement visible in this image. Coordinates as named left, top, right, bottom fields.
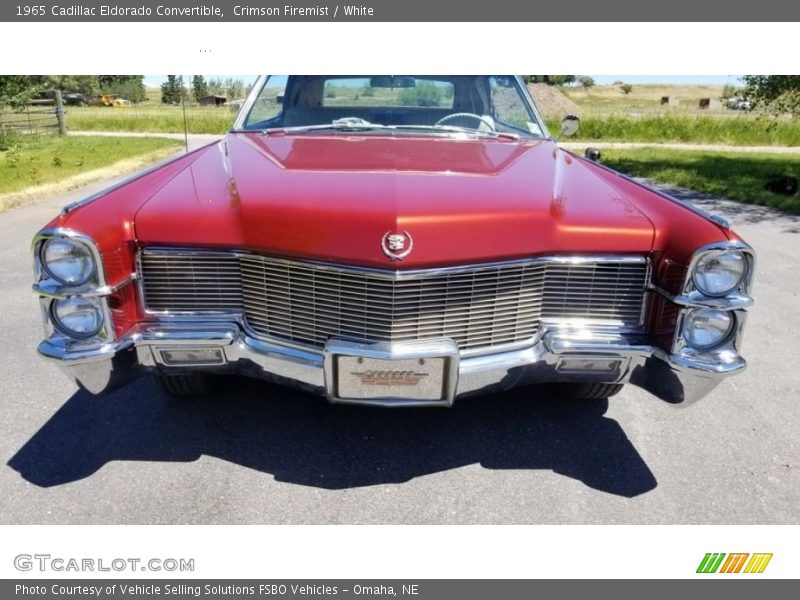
left=1, top=154, right=798, bottom=524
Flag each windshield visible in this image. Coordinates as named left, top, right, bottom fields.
left=238, top=76, right=545, bottom=138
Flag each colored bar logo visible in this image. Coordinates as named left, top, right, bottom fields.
left=697, top=553, right=773, bottom=574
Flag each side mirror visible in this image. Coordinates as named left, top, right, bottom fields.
left=584, top=147, right=602, bottom=162
left=560, top=114, right=580, bottom=137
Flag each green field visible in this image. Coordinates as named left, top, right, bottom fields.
left=63, top=103, right=800, bottom=147
left=0, top=135, right=182, bottom=196
left=602, top=148, right=800, bottom=214
left=545, top=114, right=800, bottom=146
left=65, top=105, right=235, bottom=135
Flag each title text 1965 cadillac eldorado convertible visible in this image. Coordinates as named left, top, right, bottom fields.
left=32, top=75, right=755, bottom=407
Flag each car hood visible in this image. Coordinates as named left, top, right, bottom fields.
left=133, top=133, right=656, bottom=267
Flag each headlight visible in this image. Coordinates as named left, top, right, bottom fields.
left=692, top=250, right=746, bottom=297
left=51, top=297, right=104, bottom=339
left=683, top=308, right=734, bottom=350
left=41, top=237, right=95, bottom=286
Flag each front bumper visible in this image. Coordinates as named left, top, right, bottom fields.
left=38, top=322, right=745, bottom=406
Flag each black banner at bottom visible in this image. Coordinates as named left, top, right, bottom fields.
left=3, top=580, right=798, bottom=600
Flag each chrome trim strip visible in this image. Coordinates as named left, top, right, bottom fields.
left=515, top=75, right=550, bottom=138
left=59, top=140, right=220, bottom=215
left=571, top=153, right=732, bottom=230
left=37, top=322, right=746, bottom=406
left=232, top=75, right=268, bottom=131
left=138, top=246, right=648, bottom=281
left=33, top=273, right=137, bottom=299
left=648, top=285, right=754, bottom=310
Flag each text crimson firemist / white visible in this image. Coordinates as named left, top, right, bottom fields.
left=234, top=5, right=375, bottom=17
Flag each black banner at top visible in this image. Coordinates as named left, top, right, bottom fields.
left=2, top=0, right=799, bottom=21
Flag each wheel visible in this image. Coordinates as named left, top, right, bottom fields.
left=434, top=112, right=496, bottom=131
left=559, top=382, right=624, bottom=400
left=156, top=373, right=214, bottom=398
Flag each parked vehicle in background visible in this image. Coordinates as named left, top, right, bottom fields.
left=726, top=96, right=752, bottom=111
left=31, top=75, right=755, bottom=407
left=62, top=92, right=89, bottom=106
left=33, top=90, right=88, bottom=106
left=89, top=94, right=131, bottom=107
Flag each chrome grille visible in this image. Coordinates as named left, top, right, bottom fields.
left=140, top=250, right=649, bottom=351
left=139, top=252, right=243, bottom=312
left=540, top=262, right=649, bottom=325
left=240, top=257, right=547, bottom=350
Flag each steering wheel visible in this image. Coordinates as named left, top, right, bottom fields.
left=434, top=112, right=496, bottom=131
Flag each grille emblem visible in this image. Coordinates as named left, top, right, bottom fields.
left=350, top=370, right=429, bottom=387
left=381, top=230, right=413, bottom=261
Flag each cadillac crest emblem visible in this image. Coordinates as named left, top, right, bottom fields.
left=381, top=230, right=414, bottom=260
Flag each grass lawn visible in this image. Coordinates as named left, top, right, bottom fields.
left=63, top=101, right=800, bottom=147
left=0, top=135, right=182, bottom=196
left=602, top=148, right=800, bottom=214
left=545, top=115, right=800, bottom=146
left=65, top=105, right=234, bottom=135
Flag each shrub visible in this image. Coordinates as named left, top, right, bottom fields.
left=620, top=84, right=633, bottom=95
left=399, top=82, right=443, bottom=107
left=721, top=84, right=738, bottom=99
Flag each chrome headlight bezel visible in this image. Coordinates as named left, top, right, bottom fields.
left=681, top=307, right=735, bottom=351
left=669, top=241, right=754, bottom=358
left=684, top=241, right=755, bottom=299
left=32, top=228, right=115, bottom=344
left=691, top=249, right=747, bottom=297
left=49, top=296, right=105, bottom=340
left=40, top=236, right=97, bottom=286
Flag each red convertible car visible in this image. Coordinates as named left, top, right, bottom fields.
left=32, top=75, right=755, bottom=406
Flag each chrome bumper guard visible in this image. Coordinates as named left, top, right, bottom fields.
left=38, top=322, right=745, bottom=406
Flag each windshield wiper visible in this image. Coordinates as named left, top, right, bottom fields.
left=264, top=118, right=383, bottom=136
left=264, top=120, right=519, bottom=141
left=396, top=124, right=520, bottom=141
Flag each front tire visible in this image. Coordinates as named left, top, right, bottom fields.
left=156, top=373, right=214, bottom=398
left=560, top=382, right=624, bottom=400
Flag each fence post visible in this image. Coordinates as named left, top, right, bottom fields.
left=55, top=90, right=67, bottom=136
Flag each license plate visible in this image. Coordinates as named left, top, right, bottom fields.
left=335, top=355, right=448, bottom=401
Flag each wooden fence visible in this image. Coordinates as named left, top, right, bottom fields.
left=0, top=93, right=66, bottom=136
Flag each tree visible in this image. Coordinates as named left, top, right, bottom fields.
left=99, top=76, right=146, bottom=103
left=0, top=75, right=40, bottom=109
left=742, top=75, right=800, bottom=114
left=161, top=75, right=184, bottom=104
left=225, top=78, right=246, bottom=100
left=578, top=76, right=595, bottom=90
left=207, top=77, right=225, bottom=96
left=620, top=83, right=633, bottom=95
left=399, top=82, right=443, bottom=107
left=44, top=75, right=99, bottom=96
left=192, top=75, right=209, bottom=102
left=721, top=84, right=739, bottom=100
left=524, top=76, right=576, bottom=85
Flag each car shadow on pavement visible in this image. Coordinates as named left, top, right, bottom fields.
left=8, top=376, right=657, bottom=497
